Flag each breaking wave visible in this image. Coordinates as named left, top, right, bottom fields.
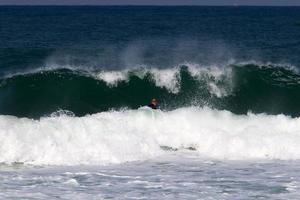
left=0, top=63, right=300, bottom=118
left=1, top=107, right=300, bottom=166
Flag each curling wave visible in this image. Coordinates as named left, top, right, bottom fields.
left=0, top=63, right=300, bottom=118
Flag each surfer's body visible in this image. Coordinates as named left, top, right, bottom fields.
left=148, top=98, right=159, bottom=110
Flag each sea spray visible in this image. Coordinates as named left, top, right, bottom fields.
left=1, top=63, right=300, bottom=118
left=1, top=107, right=300, bottom=165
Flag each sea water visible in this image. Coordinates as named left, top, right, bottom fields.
left=1, top=154, right=300, bottom=199
left=1, top=6, right=300, bottom=199
left=1, top=108, right=300, bottom=199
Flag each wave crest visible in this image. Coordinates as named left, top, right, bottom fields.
left=0, top=63, right=300, bottom=118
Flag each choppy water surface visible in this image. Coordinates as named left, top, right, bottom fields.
left=1, top=153, right=299, bottom=200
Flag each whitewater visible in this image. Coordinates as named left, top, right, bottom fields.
left=3, top=65, right=300, bottom=199
left=2, top=5, right=300, bottom=199
left=2, top=108, right=300, bottom=199
left=3, top=62, right=300, bottom=200
left=1, top=107, right=300, bottom=166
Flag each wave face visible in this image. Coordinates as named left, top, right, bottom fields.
left=1, top=107, right=300, bottom=165
left=1, top=6, right=300, bottom=167
left=0, top=64, right=300, bottom=118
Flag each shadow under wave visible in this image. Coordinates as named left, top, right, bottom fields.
left=0, top=63, right=300, bottom=118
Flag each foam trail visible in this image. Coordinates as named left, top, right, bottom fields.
left=1, top=107, right=300, bottom=166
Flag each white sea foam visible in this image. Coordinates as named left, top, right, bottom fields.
left=183, top=63, right=233, bottom=97
left=94, top=64, right=232, bottom=95
left=1, top=107, right=300, bottom=166
left=96, top=70, right=129, bottom=86
left=149, top=68, right=180, bottom=93
left=1, top=61, right=295, bottom=97
left=94, top=68, right=181, bottom=93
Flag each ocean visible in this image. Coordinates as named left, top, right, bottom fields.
left=1, top=6, right=300, bottom=199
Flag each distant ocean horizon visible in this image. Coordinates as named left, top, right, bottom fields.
left=1, top=5, right=300, bottom=6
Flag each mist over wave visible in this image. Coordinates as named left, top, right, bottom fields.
left=0, top=63, right=300, bottom=118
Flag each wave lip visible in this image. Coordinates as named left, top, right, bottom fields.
left=1, top=62, right=300, bottom=118
left=1, top=107, right=300, bottom=166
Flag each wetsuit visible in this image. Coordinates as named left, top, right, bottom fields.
left=148, top=103, right=158, bottom=109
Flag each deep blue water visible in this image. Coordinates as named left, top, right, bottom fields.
left=1, top=6, right=300, bottom=68
left=1, top=6, right=300, bottom=117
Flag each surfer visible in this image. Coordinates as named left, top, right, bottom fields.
left=148, top=98, right=159, bottom=109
